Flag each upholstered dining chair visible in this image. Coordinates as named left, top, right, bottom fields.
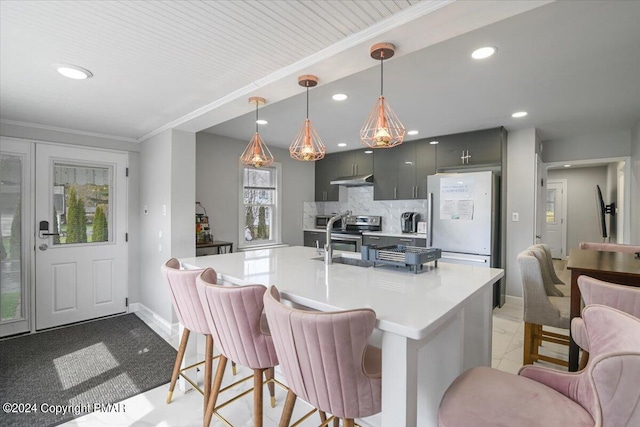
left=529, top=244, right=567, bottom=296
left=572, top=275, right=640, bottom=369
left=579, top=241, right=640, bottom=253
left=438, top=304, right=640, bottom=427
left=517, top=249, right=570, bottom=367
left=161, top=258, right=215, bottom=412
left=263, top=285, right=382, bottom=427
left=196, top=268, right=279, bottom=427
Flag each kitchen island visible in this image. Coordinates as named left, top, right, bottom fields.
left=181, top=246, right=503, bottom=427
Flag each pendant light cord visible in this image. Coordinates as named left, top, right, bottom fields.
left=380, top=57, right=384, bottom=97
left=255, top=102, right=259, bottom=133
left=306, top=85, right=310, bottom=119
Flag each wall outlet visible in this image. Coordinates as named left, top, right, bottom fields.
left=512, top=212, right=519, bottom=222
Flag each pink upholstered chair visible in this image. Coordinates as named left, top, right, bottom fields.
left=161, top=258, right=214, bottom=411
left=517, top=249, right=570, bottom=367
left=196, top=268, right=278, bottom=427
left=438, top=304, right=640, bottom=427
left=263, top=285, right=382, bottom=427
left=572, top=275, right=640, bottom=369
left=579, top=241, right=640, bottom=253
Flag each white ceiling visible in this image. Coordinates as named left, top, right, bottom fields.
left=2, top=1, right=639, bottom=152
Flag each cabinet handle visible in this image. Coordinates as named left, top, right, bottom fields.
left=369, top=236, right=380, bottom=240
left=461, top=150, right=465, bottom=165
left=466, top=150, right=471, bottom=164
left=399, top=238, right=412, bottom=242
left=394, top=187, right=397, bottom=199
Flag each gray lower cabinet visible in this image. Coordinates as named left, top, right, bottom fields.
left=303, top=231, right=327, bottom=249
left=388, top=236, right=427, bottom=247
left=362, top=235, right=389, bottom=247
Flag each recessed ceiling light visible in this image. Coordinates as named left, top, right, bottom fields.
left=512, top=111, right=528, bottom=118
left=53, top=63, right=93, bottom=80
left=332, top=93, right=348, bottom=101
left=337, top=143, right=347, bottom=147
left=429, top=140, right=439, bottom=145
left=471, top=46, right=497, bottom=60
left=564, top=164, right=572, bottom=168
left=256, top=119, right=268, bottom=125
left=407, top=130, right=419, bottom=136
left=364, top=150, right=373, bottom=154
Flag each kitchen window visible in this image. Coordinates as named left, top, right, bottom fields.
left=239, top=163, right=281, bottom=249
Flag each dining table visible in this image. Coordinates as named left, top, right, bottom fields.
left=566, top=247, right=640, bottom=371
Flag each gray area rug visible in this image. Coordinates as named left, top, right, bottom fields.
left=0, top=313, right=177, bottom=426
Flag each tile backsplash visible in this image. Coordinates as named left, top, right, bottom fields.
left=303, top=186, right=428, bottom=234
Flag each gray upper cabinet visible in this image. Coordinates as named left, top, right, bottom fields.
left=338, top=149, right=373, bottom=177
left=315, top=152, right=339, bottom=201
left=373, top=139, right=436, bottom=200
left=435, top=127, right=505, bottom=169
left=314, top=149, right=373, bottom=201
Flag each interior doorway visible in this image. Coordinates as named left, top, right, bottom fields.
left=545, top=179, right=567, bottom=259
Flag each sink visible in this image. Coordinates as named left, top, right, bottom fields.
left=311, top=255, right=374, bottom=268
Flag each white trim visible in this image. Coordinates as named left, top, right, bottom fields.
left=0, top=119, right=138, bottom=143
left=129, top=302, right=176, bottom=336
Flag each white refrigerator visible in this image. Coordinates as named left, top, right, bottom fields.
left=427, top=171, right=503, bottom=306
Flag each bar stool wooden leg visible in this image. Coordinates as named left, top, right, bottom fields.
left=265, top=367, right=276, bottom=407
left=523, top=322, right=533, bottom=365
left=333, top=418, right=339, bottom=427
left=204, top=335, right=214, bottom=413
left=279, top=389, right=297, bottom=427
left=344, top=419, right=355, bottom=427
left=319, top=411, right=327, bottom=423
left=204, top=354, right=227, bottom=427
left=254, top=369, right=264, bottom=427
left=167, top=328, right=190, bottom=403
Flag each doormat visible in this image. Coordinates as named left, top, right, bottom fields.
left=0, top=313, right=177, bottom=426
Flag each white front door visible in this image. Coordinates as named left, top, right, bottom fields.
left=35, top=143, right=128, bottom=330
left=0, top=139, right=32, bottom=337
left=545, top=179, right=567, bottom=259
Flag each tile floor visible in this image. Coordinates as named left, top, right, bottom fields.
left=64, top=261, right=572, bottom=426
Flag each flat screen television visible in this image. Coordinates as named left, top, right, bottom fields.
left=595, top=185, right=615, bottom=239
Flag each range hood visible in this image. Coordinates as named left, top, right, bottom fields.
left=330, top=174, right=374, bottom=186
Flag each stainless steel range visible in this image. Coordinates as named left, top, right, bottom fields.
left=330, top=215, right=382, bottom=253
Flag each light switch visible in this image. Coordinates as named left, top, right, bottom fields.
left=512, top=212, right=519, bottom=222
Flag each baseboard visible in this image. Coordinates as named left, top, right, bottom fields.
left=505, top=294, right=523, bottom=306
left=129, top=302, right=177, bottom=336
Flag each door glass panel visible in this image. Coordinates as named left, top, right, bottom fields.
left=546, top=188, right=556, bottom=223
left=0, top=154, right=23, bottom=321
left=53, top=163, right=111, bottom=245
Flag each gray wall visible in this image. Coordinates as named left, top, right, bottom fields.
left=547, top=166, right=609, bottom=251
left=139, top=129, right=196, bottom=323
left=195, top=132, right=314, bottom=249
left=542, top=129, right=631, bottom=163
left=632, top=117, right=640, bottom=245
left=505, top=128, right=538, bottom=298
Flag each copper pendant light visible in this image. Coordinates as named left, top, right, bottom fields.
left=241, top=96, right=274, bottom=168
left=360, top=43, right=406, bottom=148
left=289, top=75, right=326, bottom=162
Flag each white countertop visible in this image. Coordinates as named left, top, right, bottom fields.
left=181, top=246, right=503, bottom=341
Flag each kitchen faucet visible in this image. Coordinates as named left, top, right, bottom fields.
left=325, top=210, right=351, bottom=264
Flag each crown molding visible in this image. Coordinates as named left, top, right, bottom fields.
left=0, top=119, right=138, bottom=143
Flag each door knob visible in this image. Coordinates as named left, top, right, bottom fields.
left=39, top=244, right=48, bottom=251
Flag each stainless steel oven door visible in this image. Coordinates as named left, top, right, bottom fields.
left=330, top=233, right=361, bottom=252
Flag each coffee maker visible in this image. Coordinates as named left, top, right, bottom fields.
left=401, top=212, right=420, bottom=233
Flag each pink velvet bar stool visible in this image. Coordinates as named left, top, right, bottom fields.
left=196, top=268, right=279, bottom=427
left=438, top=304, right=640, bottom=427
left=263, top=285, right=382, bottom=427
left=161, top=258, right=215, bottom=412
